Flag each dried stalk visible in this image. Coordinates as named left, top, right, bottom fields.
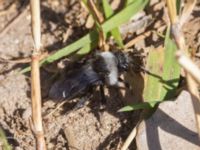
left=121, top=122, right=140, bottom=150
left=180, top=0, right=197, bottom=26
left=87, top=0, right=108, bottom=50
left=87, top=0, right=104, bottom=24
left=166, top=0, right=177, bottom=24
left=31, top=0, right=41, bottom=51
left=124, top=25, right=166, bottom=48
left=125, top=30, right=151, bottom=49
left=30, top=0, right=46, bottom=149
left=31, top=54, right=46, bottom=150
left=166, top=0, right=200, bottom=135
left=176, top=51, right=200, bottom=84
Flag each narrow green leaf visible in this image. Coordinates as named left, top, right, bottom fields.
left=76, top=41, right=97, bottom=55
left=118, top=101, right=160, bottom=112
left=143, top=27, right=180, bottom=101
left=110, top=28, right=124, bottom=47
left=176, top=0, right=181, bottom=15
left=102, top=0, right=148, bottom=33
left=44, top=31, right=98, bottom=64
left=20, top=31, right=99, bottom=73
left=102, top=0, right=123, bottom=47
left=160, top=27, right=181, bottom=100
left=102, top=0, right=112, bottom=18
left=81, top=0, right=87, bottom=5
left=125, top=0, right=135, bottom=6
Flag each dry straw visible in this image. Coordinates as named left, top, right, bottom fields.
left=30, top=0, right=46, bottom=149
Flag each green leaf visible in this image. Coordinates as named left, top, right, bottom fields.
left=102, top=0, right=148, bottom=33
left=20, top=30, right=99, bottom=73
left=118, top=101, right=160, bottom=112
left=21, top=0, right=148, bottom=73
left=102, top=0, right=123, bottom=47
left=44, top=31, right=98, bottom=64
left=160, top=27, right=181, bottom=100
left=143, top=27, right=181, bottom=101
left=125, top=0, right=135, bottom=6
left=176, top=0, right=181, bottom=15
left=81, top=0, right=87, bottom=5
left=76, top=41, right=97, bottom=56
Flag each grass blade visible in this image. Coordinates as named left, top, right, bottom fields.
left=20, top=31, right=99, bottom=73
left=102, top=0, right=148, bottom=33
left=118, top=101, right=160, bottom=112
left=125, top=0, right=135, bottom=6
left=102, top=0, right=123, bottom=47
left=76, top=42, right=97, bottom=55
left=160, top=27, right=181, bottom=100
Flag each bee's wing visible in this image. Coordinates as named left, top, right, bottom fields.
left=49, top=66, right=101, bottom=100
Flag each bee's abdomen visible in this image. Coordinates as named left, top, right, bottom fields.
left=49, top=65, right=102, bottom=100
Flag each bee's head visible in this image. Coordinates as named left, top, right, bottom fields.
left=114, top=51, right=129, bottom=72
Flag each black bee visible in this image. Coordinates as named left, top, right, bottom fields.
left=48, top=51, right=129, bottom=102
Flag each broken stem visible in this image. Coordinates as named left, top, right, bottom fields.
left=166, top=0, right=177, bottom=24
left=121, top=124, right=138, bottom=150
left=176, top=52, right=200, bottom=85
left=31, top=53, right=46, bottom=150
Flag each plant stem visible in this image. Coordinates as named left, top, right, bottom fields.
left=166, top=0, right=177, bottom=24
left=31, top=53, right=46, bottom=150
left=30, top=0, right=46, bottom=149
left=30, top=0, right=41, bottom=51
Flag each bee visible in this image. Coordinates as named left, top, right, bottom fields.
left=48, top=51, right=129, bottom=102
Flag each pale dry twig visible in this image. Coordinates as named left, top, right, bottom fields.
left=30, top=0, right=46, bottom=149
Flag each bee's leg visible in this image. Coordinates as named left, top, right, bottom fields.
left=74, top=87, right=93, bottom=110
left=65, top=94, right=91, bottom=115
left=73, top=93, right=93, bottom=111
left=73, top=98, right=87, bottom=111
left=100, top=85, right=106, bottom=104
